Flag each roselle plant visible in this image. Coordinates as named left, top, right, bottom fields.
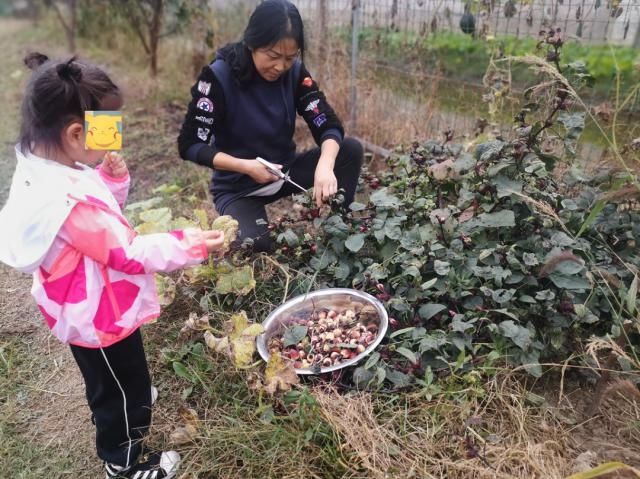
left=261, top=29, right=639, bottom=390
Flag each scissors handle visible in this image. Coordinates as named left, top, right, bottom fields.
left=256, top=157, right=285, bottom=179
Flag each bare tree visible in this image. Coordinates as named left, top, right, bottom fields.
left=118, top=0, right=164, bottom=77
left=45, top=0, right=77, bottom=52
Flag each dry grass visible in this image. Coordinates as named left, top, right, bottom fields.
left=313, top=371, right=640, bottom=479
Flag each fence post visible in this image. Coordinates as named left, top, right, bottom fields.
left=633, top=18, right=640, bottom=48
left=316, top=0, right=328, bottom=85
left=350, top=0, right=360, bottom=132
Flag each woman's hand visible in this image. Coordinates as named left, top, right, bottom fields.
left=244, top=159, right=283, bottom=184
left=313, top=162, right=338, bottom=207
left=101, top=152, right=128, bottom=178
left=203, top=230, right=225, bottom=253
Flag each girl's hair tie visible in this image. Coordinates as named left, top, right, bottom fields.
left=56, top=57, right=83, bottom=83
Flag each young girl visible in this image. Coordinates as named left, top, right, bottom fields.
left=177, top=0, right=364, bottom=252
left=0, top=53, right=224, bottom=479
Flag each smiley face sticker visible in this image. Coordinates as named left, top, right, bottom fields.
left=85, top=111, right=122, bottom=150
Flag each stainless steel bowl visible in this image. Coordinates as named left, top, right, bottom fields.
left=256, top=288, right=389, bottom=375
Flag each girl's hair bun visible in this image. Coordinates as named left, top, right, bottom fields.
left=24, top=52, right=49, bottom=70
left=56, top=57, right=83, bottom=83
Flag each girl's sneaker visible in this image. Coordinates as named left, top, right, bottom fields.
left=104, top=451, right=180, bottom=479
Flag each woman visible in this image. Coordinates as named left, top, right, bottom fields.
left=178, top=0, right=363, bottom=252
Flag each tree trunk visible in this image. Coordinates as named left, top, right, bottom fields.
left=149, top=0, right=163, bottom=77
left=68, top=0, right=77, bottom=53
left=315, top=0, right=328, bottom=85
left=51, top=0, right=77, bottom=53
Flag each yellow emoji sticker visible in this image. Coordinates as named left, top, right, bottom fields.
left=85, top=111, right=122, bottom=150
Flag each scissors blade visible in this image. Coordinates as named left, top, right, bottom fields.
left=284, top=176, right=307, bottom=193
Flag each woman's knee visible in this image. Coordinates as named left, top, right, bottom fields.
left=338, top=137, right=364, bottom=168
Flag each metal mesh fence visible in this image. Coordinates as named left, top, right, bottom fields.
left=211, top=1, right=639, bottom=160
left=297, top=0, right=640, bottom=46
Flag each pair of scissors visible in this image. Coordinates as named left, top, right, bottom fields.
left=256, top=157, right=307, bottom=193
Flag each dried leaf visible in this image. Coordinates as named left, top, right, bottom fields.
left=211, top=215, right=239, bottom=252
left=211, top=312, right=265, bottom=368
left=215, top=264, right=256, bottom=295
left=181, top=312, right=211, bottom=334
left=155, top=275, right=176, bottom=306
left=264, top=353, right=299, bottom=395
left=204, top=331, right=230, bottom=354
left=170, top=423, right=198, bottom=445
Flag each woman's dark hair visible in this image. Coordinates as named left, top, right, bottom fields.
left=19, top=52, right=121, bottom=155
left=219, top=0, right=305, bottom=85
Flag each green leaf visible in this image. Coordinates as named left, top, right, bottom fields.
left=152, top=183, right=182, bottom=195
left=370, top=188, right=401, bottom=208
left=493, top=175, right=523, bottom=198
left=520, top=350, right=542, bottom=377
left=492, top=289, right=515, bottom=304
left=390, top=327, right=415, bottom=338
left=283, top=325, right=308, bottom=348
left=462, top=210, right=515, bottom=233
left=577, top=199, right=605, bottom=237
left=172, top=362, right=195, bottom=383
left=523, top=253, right=539, bottom=266
left=396, top=347, right=418, bottom=364
left=499, top=320, right=533, bottom=350
left=280, top=229, right=299, bottom=246
left=627, top=275, right=638, bottom=314
left=548, top=273, right=591, bottom=291
left=345, top=233, right=366, bottom=253
left=421, top=278, right=438, bottom=289
left=349, top=202, right=367, bottom=211
left=352, top=367, right=375, bottom=388
left=333, top=262, right=351, bottom=280
left=364, top=351, right=381, bottom=369
left=557, top=112, right=585, bottom=157
left=491, top=309, right=519, bottom=321
left=419, top=303, right=447, bottom=320
left=451, top=315, right=475, bottom=332
left=434, top=260, right=450, bottom=276
left=368, top=263, right=390, bottom=280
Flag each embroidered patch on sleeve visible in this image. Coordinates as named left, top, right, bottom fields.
left=85, top=111, right=122, bottom=151
left=195, top=115, right=214, bottom=125
left=305, top=99, right=320, bottom=114
left=198, top=81, right=211, bottom=95
left=196, top=97, right=214, bottom=112
left=197, top=127, right=210, bottom=141
left=312, top=113, right=327, bottom=128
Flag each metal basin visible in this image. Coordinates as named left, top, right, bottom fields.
left=256, top=288, right=389, bottom=375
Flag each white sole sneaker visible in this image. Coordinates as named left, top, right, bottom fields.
left=151, top=385, right=158, bottom=406
left=159, top=451, right=180, bottom=478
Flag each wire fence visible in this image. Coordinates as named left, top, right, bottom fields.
left=297, top=0, right=640, bottom=46
left=210, top=1, right=639, bottom=162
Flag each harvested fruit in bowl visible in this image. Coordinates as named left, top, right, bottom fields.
left=266, top=307, right=380, bottom=372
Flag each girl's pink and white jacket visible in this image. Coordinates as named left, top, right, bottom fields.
left=0, top=147, right=208, bottom=348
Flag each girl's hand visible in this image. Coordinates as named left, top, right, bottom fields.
left=244, top=159, right=282, bottom=184
left=101, top=152, right=128, bottom=178
left=203, top=230, right=225, bottom=253
left=313, top=162, right=338, bottom=207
